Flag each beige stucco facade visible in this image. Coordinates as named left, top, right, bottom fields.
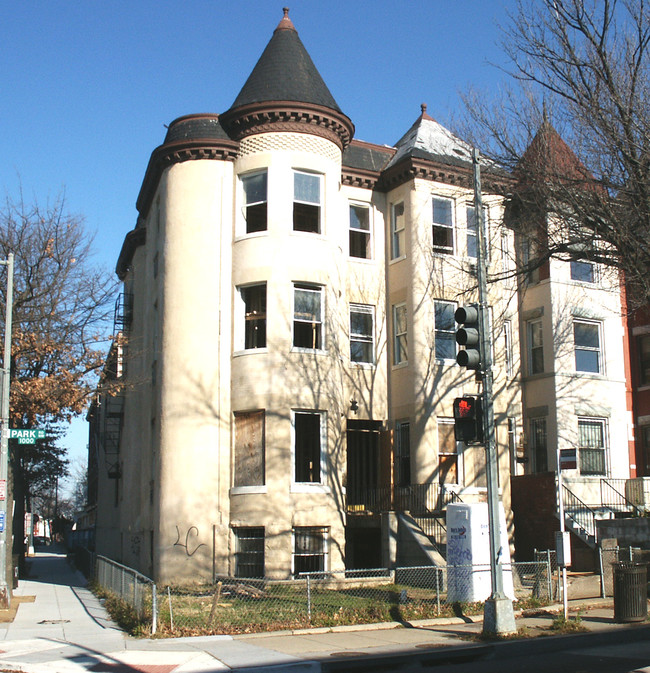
left=88, top=12, right=634, bottom=583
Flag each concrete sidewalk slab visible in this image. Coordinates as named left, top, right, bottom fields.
left=0, top=548, right=647, bottom=673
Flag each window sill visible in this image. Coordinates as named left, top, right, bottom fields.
left=234, top=231, right=269, bottom=243
left=389, top=255, right=406, bottom=265
left=573, top=371, right=605, bottom=379
left=291, top=347, right=327, bottom=355
left=348, top=256, right=375, bottom=264
left=392, top=361, right=409, bottom=370
left=233, top=348, right=269, bottom=358
left=230, top=486, right=268, bottom=496
left=291, top=230, right=325, bottom=239
left=291, top=483, right=330, bottom=494
left=350, top=361, right=376, bottom=369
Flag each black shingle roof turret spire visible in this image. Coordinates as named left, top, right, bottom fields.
left=230, top=7, right=342, bottom=112
left=220, top=8, right=354, bottom=150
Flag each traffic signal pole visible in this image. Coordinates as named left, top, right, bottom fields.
left=472, top=150, right=516, bottom=635
left=0, top=254, right=13, bottom=608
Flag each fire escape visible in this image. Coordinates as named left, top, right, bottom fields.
left=102, top=293, right=132, bottom=479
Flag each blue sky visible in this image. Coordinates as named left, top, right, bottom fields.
left=2, top=1, right=516, bottom=488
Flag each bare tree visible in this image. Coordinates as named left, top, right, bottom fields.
left=0, top=190, right=117, bottom=563
left=459, top=0, right=650, bottom=304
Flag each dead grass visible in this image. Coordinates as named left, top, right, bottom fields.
left=0, top=595, right=35, bottom=623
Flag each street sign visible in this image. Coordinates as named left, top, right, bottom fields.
left=0, top=480, right=5, bottom=501
left=0, top=511, right=5, bottom=534
left=8, top=429, right=45, bottom=444
left=559, top=448, right=577, bottom=470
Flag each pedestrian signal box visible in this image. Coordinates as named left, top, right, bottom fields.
left=453, top=396, right=483, bottom=444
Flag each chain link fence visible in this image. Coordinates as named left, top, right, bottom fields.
left=153, top=561, right=551, bottom=637
left=599, top=545, right=640, bottom=598
left=95, top=555, right=157, bottom=634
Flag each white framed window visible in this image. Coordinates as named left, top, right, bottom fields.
left=349, top=203, right=371, bottom=259
left=349, top=304, right=374, bottom=364
left=578, top=418, right=607, bottom=476
left=466, top=205, right=478, bottom=259
left=507, top=417, right=518, bottom=473
left=292, top=410, right=326, bottom=486
left=391, top=202, right=405, bottom=259
left=438, top=418, right=459, bottom=484
left=234, top=527, right=265, bottom=578
left=241, top=171, right=268, bottom=234
left=393, top=303, right=407, bottom=365
left=504, top=319, right=514, bottom=378
left=293, top=284, right=323, bottom=350
left=574, top=319, right=602, bottom=374
left=501, top=230, right=514, bottom=277
left=522, top=236, right=540, bottom=284
left=293, top=171, right=321, bottom=233
left=432, top=197, right=454, bottom=254
left=236, top=283, right=267, bottom=350
left=434, top=300, right=457, bottom=361
left=571, top=260, right=595, bottom=283
left=292, top=526, right=328, bottom=576
left=233, top=410, right=265, bottom=487
left=528, top=319, right=544, bottom=375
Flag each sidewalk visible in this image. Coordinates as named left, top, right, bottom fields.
left=0, top=548, right=647, bottom=673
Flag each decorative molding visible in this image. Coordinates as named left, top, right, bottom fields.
left=136, top=138, right=239, bottom=217
left=116, top=227, right=146, bottom=280
left=220, top=101, right=354, bottom=152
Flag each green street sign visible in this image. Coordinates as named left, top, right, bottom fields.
left=8, top=429, right=46, bottom=444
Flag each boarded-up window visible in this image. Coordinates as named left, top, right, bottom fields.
left=234, top=411, right=265, bottom=487
left=438, top=420, right=458, bottom=485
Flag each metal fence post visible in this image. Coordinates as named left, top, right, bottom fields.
left=307, top=575, right=312, bottom=623
left=151, top=583, right=157, bottom=635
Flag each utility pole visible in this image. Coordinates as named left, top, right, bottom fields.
left=472, top=151, right=516, bottom=635
left=0, top=253, right=13, bottom=608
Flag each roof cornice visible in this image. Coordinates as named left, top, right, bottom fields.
left=136, top=135, right=240, bottom=217
left=219, top=100, right=354, bottom=151
left=380, top=155, right=514, bottom=193
left=116, top=226, right=146, bottom=280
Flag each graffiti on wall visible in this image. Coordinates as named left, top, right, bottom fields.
left=173, top=525, right=207, bottom=557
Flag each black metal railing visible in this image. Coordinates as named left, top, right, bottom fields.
left=600, top=479, right=645, bottom=517
left=347, top=483, right=462, bottom=514
left=562, top=484, right=597, bottom=539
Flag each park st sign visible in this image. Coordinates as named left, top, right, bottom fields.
left=7, top=429, right=45, bottom=445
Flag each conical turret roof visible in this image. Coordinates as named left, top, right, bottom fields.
left=230, top=8, right=342, bottom=112
left=220, top=8, right=354, bottom=150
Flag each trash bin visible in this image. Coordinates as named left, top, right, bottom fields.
left=613, top=562, right=648, bottom=623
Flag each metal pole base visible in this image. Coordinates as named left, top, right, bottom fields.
left=483, top=595, right=516, bottom=636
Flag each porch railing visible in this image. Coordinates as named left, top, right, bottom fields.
left=347, top=483, right=461, bottom=514
left=600, top=478, right=645, bottom=517
left=562, top=484, right=597, bottom=540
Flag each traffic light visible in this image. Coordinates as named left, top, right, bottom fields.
left=453, top=396, right=483, bottom=444
left=455, top=304, right=481, bottom=370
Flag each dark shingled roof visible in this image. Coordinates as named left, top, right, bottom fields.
left=229, top=9, right=342, bottom=113
left=163, top=114, right=230, bottom=143
left=342, top=142, right=394, bottom=172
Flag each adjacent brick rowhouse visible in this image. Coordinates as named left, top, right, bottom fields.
left=511, top=472, right=596, bottom=570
